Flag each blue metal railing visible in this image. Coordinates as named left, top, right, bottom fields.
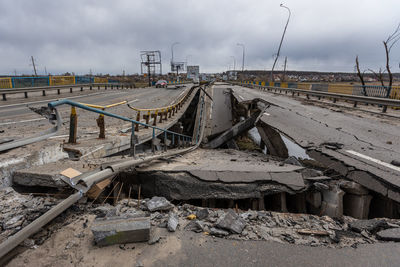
left=48, top=99, right=193, bottom=146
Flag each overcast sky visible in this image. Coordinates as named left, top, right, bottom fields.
left=0, top=0, right=399, bottom=75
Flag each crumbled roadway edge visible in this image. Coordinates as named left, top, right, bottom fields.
left=0, top=83, right=210, bottom=259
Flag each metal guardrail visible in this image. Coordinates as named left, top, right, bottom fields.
left=241, top=83, right=400, bottom=113
left=68, top=101, right=128, bottom=141
left=127, top=86, right=196, bottom=129
left=49, top=98, right=194, bottom=155
left=0, top=83, right=134, bottom=101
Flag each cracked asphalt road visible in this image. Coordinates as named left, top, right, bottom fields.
left=230, top=84, right=400, bottom=197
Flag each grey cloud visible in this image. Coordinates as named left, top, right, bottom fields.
left=0, top=0, right=399, bottom=75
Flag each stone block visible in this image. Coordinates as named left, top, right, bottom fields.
left=91, top=216, right=150, bottom=246
left=167, top=212, right=179, bottom=232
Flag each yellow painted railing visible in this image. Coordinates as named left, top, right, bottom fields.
left=49, top=76, right=76, bottom=86
left=0, top=77, right=12, bottom=89
left=94, top=77, right=108, bottom=83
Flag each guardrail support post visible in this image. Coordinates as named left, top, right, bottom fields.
left=24, top=92, right=28, bottom=98
left=96, top=114, right=105, bottom=139
left=353, top=101, right=357, bottom=108
left=168, top=108, right=172, bottom=118
left=98, top=85, right=100, bottom=90
left=2, top=93, right=6, bottom=101
left=164, top=131, right=168, bottom=151
left=42, top=90, right=46, bottom=96
left=130, top=122, right=136, bottom=157
left=80, top=87, right=83, bottom=91
left=68, top=107, right=77, bottom=144
left=70, top=87, right=73, bottom=93
left=153, top=111, right=157, bottom=126
left=306, top=94, right=310, bottom=99
left=57, top=89, right=60, bottom=95
left=333, top=98, right=337, bottom=103
left=135, top=112, right=140, bottom=132
left=152, top=128, right=156, bottom=153
left=90, top=85, right=92, bottom=90
left=382, top=105, right=387, bottom=113
left=145, top=111, right=150, bottom=127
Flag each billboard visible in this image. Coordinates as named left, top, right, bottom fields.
left=187, top=65, right=200, bottom=82
left=171, top=62, right=185, bottom=72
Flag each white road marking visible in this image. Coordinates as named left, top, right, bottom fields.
left=238, top=95, right=244, bottom=100
left=0, top=118, right=46, bottom=126
left=263, top=112, right=270, bottom=116
left=346, top=150, right=400, bottom=172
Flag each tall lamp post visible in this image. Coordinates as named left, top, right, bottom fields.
left=230, top=56, right=236, bottom=71
left=237, top=43, right=245, bottom=73
left=270, top=3, right=291, bottom=82
left=171, top=42, right=180, bottom=80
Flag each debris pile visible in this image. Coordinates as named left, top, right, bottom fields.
left=90, top=196, right=400, bottom=248
left=0, top=187, right=59, bottom=244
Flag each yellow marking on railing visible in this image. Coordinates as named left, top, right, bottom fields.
left=94, top=77, right=108, bottom=83
left=0, top=77, right=12, bottom=89
left=50, top=75, right=76, bottom=86
left=297, top=83, right=312, bottom=90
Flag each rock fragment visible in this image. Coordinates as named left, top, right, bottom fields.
left=196, top=209, right=209, bottom=220
left=210, top=227, right=229, bottom=237
left=216, top=209, right=246, bottom=234
left=376, top=228, right=400, bottom=241
left=146, top=196, right=174, bottom=212
left=167, top=212, right=179, bottom=232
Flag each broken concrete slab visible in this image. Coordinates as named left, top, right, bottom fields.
left=216, top=209, right=246, bottom=234
left=12, top=161, right=93, bottom=188
left=204, top=110, right=261, bottom=149
left=270, top=172, right=305, bottom=191
left=196, top=209, right=209, bottom=220
left=376, top=228, right=400, bottom=241
left=146, top=196, right=174, bottom=212
left=349, top=219, right=389, bottom=234
left=320, top=188, right=344, bottom=218
left=91, top=216, right=150, bottom=246
left=256, top=119, right=288, bottom=158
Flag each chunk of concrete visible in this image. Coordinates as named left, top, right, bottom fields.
left=343, top=193, right=372, bottom=219
left=216, top=209, right=246, bottom=234
left=349, top=219, right=388, bottom=234
left=196, top=209, right=209, bottom=220
left=146, top=196, right=174, bottom=212
left=167, top=212, right=179, bottom=232
left=210, top=227, right=229, bottom=237
left=256, top=120, right=288, bottom=158
left=376, top=228, right=400, bottom=241
left=340, top=181, right=369, bottom=195
left=91, top=216, right=150, bottom=246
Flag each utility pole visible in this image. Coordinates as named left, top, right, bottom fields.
left=270, top=4, right=291, bottom=82
left=44, top=66, right=48, bottom=75
left=31, top=56, right=37, bottom=76
left=282, top=56, right=287, bottom=81
left=231, top=56, right=236, bottom=71
left=237, top=43, right=245, bottom=72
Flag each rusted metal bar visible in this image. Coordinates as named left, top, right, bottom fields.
left=96, top=114, right=105, bottom=139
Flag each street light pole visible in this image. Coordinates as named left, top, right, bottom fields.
left=270, top=3, right=291, bottom=82
left=237, top=43, right=245, bottom=73
left=171, top=42, right=180, bottom=63
left=230, top=56, right=236, bottom=71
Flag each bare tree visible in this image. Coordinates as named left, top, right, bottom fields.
left=368, top=68, right=386, bottom=87
left=355, top=55, right=367, bottom=95
left=383, top=23, right=400, bottom=97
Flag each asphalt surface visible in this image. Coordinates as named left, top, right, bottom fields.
left=148, top=231, right=400, bottom=267
left=0, top=86, right=187, bottom=120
